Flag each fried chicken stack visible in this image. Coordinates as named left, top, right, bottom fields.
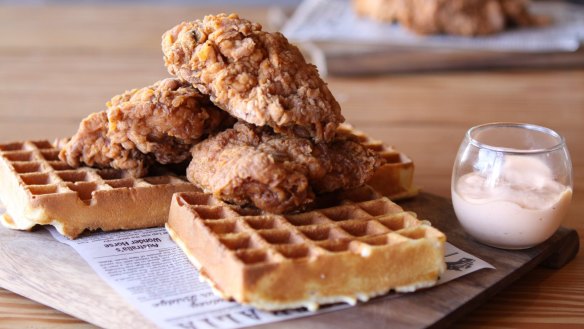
left=62, top=14, right=383, bottom=214
left=353, top=0, right=547, bottom=36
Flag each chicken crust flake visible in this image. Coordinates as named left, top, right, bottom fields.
left=187, top=122, right=384, bottom=214
left=162, top=13, right=344, bottom=142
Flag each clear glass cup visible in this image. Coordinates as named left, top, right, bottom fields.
left=451, top=123, right=573, bottom=249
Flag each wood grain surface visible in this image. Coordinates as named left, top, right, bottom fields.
left=0, top=4, right=583, bottom=329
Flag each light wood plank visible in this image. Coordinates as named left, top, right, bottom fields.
left=0, top=6, right=271, bottom=53
left=0, top=228, right=154, bottom=329
left=0, top=288, right=97, bottom=329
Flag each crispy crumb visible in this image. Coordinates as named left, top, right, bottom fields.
left=162, top=14, right=344, bottom=142
left=187, top=122, right=384, bottom=213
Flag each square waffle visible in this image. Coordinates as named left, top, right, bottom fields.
left=337, top=123, right=418, bottom=200
left=166, top=187, right=446, bottom=311
left=0, top=140, right=199, bottom=239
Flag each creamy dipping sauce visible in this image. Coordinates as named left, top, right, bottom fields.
left=452, top=156, right=572, bottom=249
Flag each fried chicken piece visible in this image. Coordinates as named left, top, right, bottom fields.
left=353, top=0, right=546, bottom=36
left=60, top=111, right=151, bottom=177
left=107, top=78, right=234, bottom=165
left=162, top=14, right=344, bottom=142
left=187, top=122, right=383, bottom=214
left=60, top=78, right=234, bottom=177
left=499, top=0, right=548, bottom=27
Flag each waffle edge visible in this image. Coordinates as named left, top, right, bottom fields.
left=0, top=140, right=199, bottom=238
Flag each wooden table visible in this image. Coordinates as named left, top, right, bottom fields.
left=0, top=4, right=583, bottom=328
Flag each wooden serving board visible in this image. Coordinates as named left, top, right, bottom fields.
left=0, top=193, right=579, bottom=329
left=310, top=43, right=584, bottom=76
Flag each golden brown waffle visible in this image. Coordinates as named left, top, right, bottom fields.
left=337, top=123, right=418, bottom=200
left=166, top=187, right=446, bottom=311
left=0, top=140, right=199, bottom=239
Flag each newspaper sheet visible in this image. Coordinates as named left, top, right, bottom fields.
left=46, top=225, right=494, bottom=329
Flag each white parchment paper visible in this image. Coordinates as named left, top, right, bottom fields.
left=281, top=0, right=584, bottom=52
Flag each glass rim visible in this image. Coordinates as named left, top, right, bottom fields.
left=467, top=122, right=566, bottom=154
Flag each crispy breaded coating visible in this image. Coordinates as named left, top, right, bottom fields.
left=187, top=122, right=383, bottom=214
left=107, top=78, right=234, bottom=165
left=353, top=0, right=546, bottom=36
left=59, top=111, right=151, bottom=177
left=162, top=14, right=344, bottom=142
left=60, top=78, right=234, bottom=177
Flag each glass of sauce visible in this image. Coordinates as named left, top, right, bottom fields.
left=451, top=123, right=573, bottom=249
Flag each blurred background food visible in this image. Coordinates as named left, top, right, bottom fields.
left=278, top=0, right=584, bottom=75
